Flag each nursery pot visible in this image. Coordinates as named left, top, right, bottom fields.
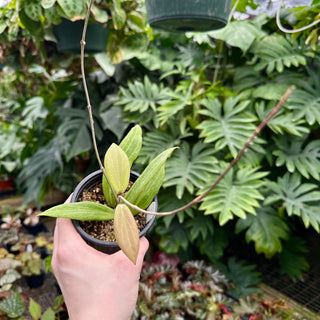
left=25, top=273, right=45, bottom=289
left=145, top=0, right=233, bottom=32
left=53, top=18, right=109, bottom=54
left=71, top=170, right=157, bottom=254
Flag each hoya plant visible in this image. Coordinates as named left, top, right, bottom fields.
left=40, top=125, right=176, bottom=264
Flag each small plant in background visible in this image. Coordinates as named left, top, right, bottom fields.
left=0, top=205, right=25, bottom=230
left=133, top=257, right=294, bottom=320
left=16, top=251, right=43, bottom=277
left=23, top=208, right=40, bottom=227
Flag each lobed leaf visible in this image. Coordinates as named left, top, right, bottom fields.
left=236, top=207, right=289, bottom=258
left=199, top=165, right=267, bottom=225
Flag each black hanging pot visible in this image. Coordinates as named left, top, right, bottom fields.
left=53, top=18, right=109, bottom=54
left=146, top=0, right=233, bottom=32
left=71, top=170, right=157, bottom=254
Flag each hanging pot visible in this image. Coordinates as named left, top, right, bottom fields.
left=145, top=0, right=233, bottom=32
left=53, top=18, right=109, bottom=54
left=71, top=170, right=157, bottom=254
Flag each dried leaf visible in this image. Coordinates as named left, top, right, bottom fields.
left=114, top=204, right=139, bottom=264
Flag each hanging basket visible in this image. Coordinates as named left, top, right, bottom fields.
left=53, top=18, right=109, bottom=54
left=146, top=0, right=233, bottom=32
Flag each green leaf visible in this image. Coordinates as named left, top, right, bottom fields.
left=21, top=97, right=48, bottom=129
left=255, top=101, right=309, bottom=136
left=236, top=207, right=289, bottom=258
left=273, top=136, right=320, bottom=180
left=0, top=292, right=25, bottom=318
left=279, top=237, right=309, bottom=281
left=29, top=298, right=41, bottom=320
left=156, top=218, right=189, bottom=254
left=158, top=81, right=203, bottom=126
left=116, top=76, right=170, bottom=125
left=197, top=97, right=263, bottom=157
left=39, top=202, right=115, bottom=221
left=222, top=257, right=261, bottom=298
left=104, top=144, right=130, bottom=195
left=41, top=0, right=56, bottom=9
left=111, top=0, right=126, bottom=30
left=18, top=137, right=64, bottom=205
left=119, top=125, right=142, bottom=166
left=186, top=212, right=214, bottom=242
left=24, top=1, right=43, bottom=21
left=250, top=34, right=307, bottom=74
left=137, top=125, right=187, bottom=165
left=41, top=307, right=56, bottom=320
left=286, top=88, right=320, bottom=125
left=114, top=204, right=139, bottom=264
left=163, top=142, right=218, bottom=199
left=57, top=0, right=86, bottom=20
left=265, top=173, right=320, bottom=232
left=199, top=165, right=267, bottom=225
left=57, top=108, right=102, bottom=161
left=125, top=148, right=176, bottom=214
left=94, top=53, right=115, bottom=77
left=91, top=5, right=109, bottom=23
left=208, top=20, right=266, bottom=53
left=44, top=5, right=61, bottom=24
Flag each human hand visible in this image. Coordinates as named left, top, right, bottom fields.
left=52, top=195, right=149, bottom=320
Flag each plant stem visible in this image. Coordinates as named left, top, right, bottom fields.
left=119, top=85, right=296, bottom=216
left=80, top=0, right=118, bottom=201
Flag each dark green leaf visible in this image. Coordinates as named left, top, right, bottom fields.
left=236, top=207, right=289, bottom=258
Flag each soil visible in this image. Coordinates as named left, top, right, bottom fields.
left=78, top=182, right=147, bottom=242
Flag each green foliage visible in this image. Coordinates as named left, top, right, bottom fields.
left=199, top=165, right=267, bottom=225
left=197, top=97, right=264, bottom=157
left=265, top=173, right=320, bottom=232
left=218, top=257, right=261, bottom=298
left=0, top=292, right=25, bottom=319
left=278, top=237, right=310, bottom=281
left=163, top=142, right=218, bottom=199
left=249, top=34, right=307, bottom=74
left=273, top=135, right=320, bottom=180
left=236, top=207, right=289, bottom=258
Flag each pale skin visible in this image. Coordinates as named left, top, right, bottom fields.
left=52, top=196, right=149, bottom=320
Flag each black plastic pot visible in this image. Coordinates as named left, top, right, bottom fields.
left=53, top=18, right=109, bottom=54
left=25, top=272, right=45, bottom=288
left=145, top=0, right=233, bottom=32
left=71, top=170, right=157, bottom=254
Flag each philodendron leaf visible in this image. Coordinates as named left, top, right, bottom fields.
left=114, top=204, right=139, bottom=264
left=39, top=202, right=114, bottom=221
left=119, top=125, right=142, bottom=166
left=125, top=148, right=176, bottom=214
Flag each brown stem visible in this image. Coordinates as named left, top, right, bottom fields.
left=119, top=85, right=296, bottom=216
left=80, top=0, right=118, bottom=201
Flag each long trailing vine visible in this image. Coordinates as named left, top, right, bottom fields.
left=80, top=0, right=295, bottom=217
